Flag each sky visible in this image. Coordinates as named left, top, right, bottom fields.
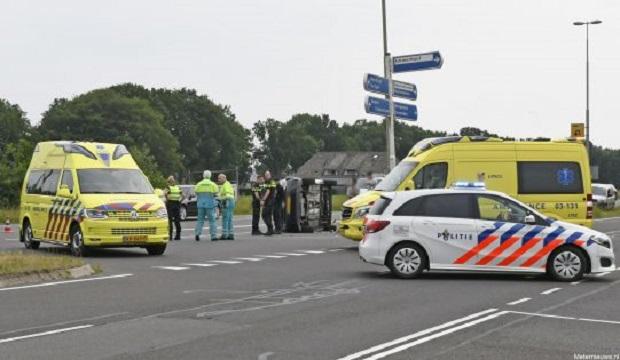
left=2, top=0, right=619, bottom=148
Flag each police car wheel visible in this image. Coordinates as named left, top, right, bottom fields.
left=70, top=226, right=88, bottom=257
left=548, top=247, right=585, bottom=282
left=146, top=245, right=166, bottom=256
left=180, top=206, right=187, bottom=221
left=387, top=243, right=426, bottom=279
left=23, top=221, right=40, bottom=250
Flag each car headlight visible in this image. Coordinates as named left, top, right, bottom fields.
left=354, top=206, right=371, bottom=218
left=84, top=209, right=108, bottom=219
left=589, top=235, right=612, bottom=249
left=156, top=207, right=168, bottom=218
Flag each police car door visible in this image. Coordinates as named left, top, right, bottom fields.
left=471, top=194, right=553, bottom=270
left=411, top=193, right=479, bottom=267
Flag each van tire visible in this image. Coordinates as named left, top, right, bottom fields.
left=69, top=225, right=89, bottom=257
left=146, top=245, right=166, bottom=256
left=547, top=246, right=585, bottom=282
left=386, top=242, right=427, bottom=279
left=23, top=221, right=40, bottom=250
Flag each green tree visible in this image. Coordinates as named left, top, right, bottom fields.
left=0, top=99, right=31, bottom=152
left=0, top=138, right=35, bottom=207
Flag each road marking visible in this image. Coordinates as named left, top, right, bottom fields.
left=233, top=257, right=264, bottom=262
left=594, top=272, right=611, bottom=277
left=540, top=287, right=562, bottom=295
left=328, top=248, right=344, bottom=252
left=336, top=309, right=499, bottom=360
left=570, top=280, right=584, bottom=285
left=594, top=216, right=620, bottom=222
left=256, top=255, right=287, bottom=259
left=153, top=266, right=190, bottom=271
left=506, top=298, right=531, bottom=306
left=0, top=273, right=133, bottom=292
left=4, top=238, right=17, bottom=241
left=275, top=252, right=307, bottom=256
left=0, top=325, right=93, bottom=344
left=298, top=250, right=325, bottom=254
left=508, top=311, right=620, bottom=325
left=209, top=260, right=242, bottom=264
left=182, top=263, right=218, bottom=267
left=349, top=311, right=509, bottom=360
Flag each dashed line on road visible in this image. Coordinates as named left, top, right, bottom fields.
left=275, top=252, right=307, bottom=256
left=256, top=255, right=287, bottom=259
left=0, top=325, right=93, bottom=344
left=152, top=266, right=190, bottom=271
left=0, top=273, right=133, bottom=292
left=299, top=250, right=325, bottom=254
left=182, top=263, right=218, bottom=267
left=209, top=260, right=243, bottom=264
left=233, top=257, right=264, bottom=262
left=540, top=287, right=562, bottom=295
left=506, top=297, right=531, bottom=306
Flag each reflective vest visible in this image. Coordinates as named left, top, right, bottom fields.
left=219, top=181, right=235, bottom=200
left=195, top=179, right=218, bottom=208
left=264, top=179, right=276, bottom=201
left=166, top=185, right=182, bottom=202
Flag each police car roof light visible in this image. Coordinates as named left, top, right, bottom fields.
left=450, top=181, right=486, bottom=190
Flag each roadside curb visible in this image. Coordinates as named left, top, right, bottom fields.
left=0, top=264, right=95, bottom=288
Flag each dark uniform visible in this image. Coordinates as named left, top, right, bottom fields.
left=166, top=184, right=183, bottom=240
left=273, top=180, right=285, bottom=234
left=262, top=179, right=277, bottom=235
left=251, top=182, right=262, bottom=235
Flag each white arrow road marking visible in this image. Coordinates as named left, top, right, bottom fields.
left=540, top=288, right=562, bottom=295
left=506, top=298, right=531, bottom=306
left=153, top=266, right=190, bottom=271
left=0, top=325, right=93, bottom=344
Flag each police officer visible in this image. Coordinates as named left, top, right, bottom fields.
left=194, top=170, right=219, bottom=242
left=251, top=176, right=264, bottom=235
left=273, top=178, right=285, bottom=234
left=261, top=170, right=277, bottom=236
left=164, top=176, right=183, bottom=241
left=217, top=173, right=235, bottom=240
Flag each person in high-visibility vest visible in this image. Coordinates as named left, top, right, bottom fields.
left=261, top=170, right=277, bottom=236
left=217, top=173, right=236, bottom=240
left=164, top=176, right=184, bottom=240
left=194, top=170, right=219, bottom=241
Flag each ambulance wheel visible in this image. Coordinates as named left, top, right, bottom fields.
left=69, top=225, right=89, bottom=257
left=146, top=244, right=166, bottom=256
left=23, top=221, right=40, bottom=250
left=548, top=246, right=585, bottom=282
left=387, top=242, right=427, bottom=279
left=180, top=205, right=187, bottom=221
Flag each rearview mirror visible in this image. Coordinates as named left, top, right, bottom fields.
left=524, top=214, right=536, bottom=225
left=57, top=185, right=74, bottom=199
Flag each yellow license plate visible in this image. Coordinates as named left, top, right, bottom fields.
left=123, top=235, right=148, bottom=242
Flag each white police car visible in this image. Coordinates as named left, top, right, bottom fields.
left=359, top=183, right=615, bottom=281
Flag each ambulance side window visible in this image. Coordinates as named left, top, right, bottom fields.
left=61, top=170, right=74, bottom=193
left=26, top=170, right=45, bottom=194
left=413, top=163, right=448, bottom=190
left=39, top=169, right=61, bottom=196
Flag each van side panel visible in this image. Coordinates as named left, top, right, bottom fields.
left=452, top=143, right=518, bottom=196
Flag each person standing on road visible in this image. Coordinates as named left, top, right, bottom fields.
left=261, top=170, right=276, bottom=236
left=164, top=176, right=183, bottom=241
left=194, top=170, right=219, bottom=242
left=273, top=177, right=285, bottom=234
left=217, top=173, right=236, bottom=240
left=251, top=176, right=264, bottom=235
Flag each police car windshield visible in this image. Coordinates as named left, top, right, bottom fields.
left=77, top=169, right=153, bottom=194
left=375, top=161, right=418, bottom=192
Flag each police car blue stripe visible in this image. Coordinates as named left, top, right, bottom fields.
left=564, top=231, right=583, bottom=244
left=521, top=225, right=545, bottom=245
left=543, top=227, right=565, bottom=246
left=500, top=224, right=526, bottom=243
left=478, top=222, right=504, bottom=243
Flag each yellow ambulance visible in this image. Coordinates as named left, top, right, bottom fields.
left=19, top=141, right=169, bottom=256
left=339, top=136, right=593, bottom=241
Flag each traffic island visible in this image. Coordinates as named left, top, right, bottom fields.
left=0, top=251, right=99, bottom=288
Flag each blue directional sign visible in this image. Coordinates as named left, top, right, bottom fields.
left=363, top=73, right=417, bottom=101
left=392, top=51, right=443, bottom=73
left=364, top=96, right=418, bottom=121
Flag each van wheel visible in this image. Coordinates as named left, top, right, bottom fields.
left=70, top=225, right=89, bottom=257
left=180, top=205, right=187, bottom=221
left=23, top=221, right=40, bottom=250
left=387, top=242, right=427, bottom=279
left=548, top=247, right=585, bottom=282
left=146, top=245, right=166, bottom=256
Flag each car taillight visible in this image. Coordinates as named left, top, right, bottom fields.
left=587, top=193, right=593, bottom=219
left=364, top=219, right=391, bottom=234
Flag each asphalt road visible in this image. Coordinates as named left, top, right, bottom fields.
left=0, top=216, right=619, bottom=360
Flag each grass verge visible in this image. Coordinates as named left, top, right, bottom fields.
left=594, top=206, right=620, bottom=219
left=0, top=251, right=85, bottom=277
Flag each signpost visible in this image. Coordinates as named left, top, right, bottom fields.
left=365, top=96, right=418, bottom=121
left=571, top=122, right=585, bottom=138
left=363, top=73, right=417, bottom=100
left=392, top=51, right=443, bottom=73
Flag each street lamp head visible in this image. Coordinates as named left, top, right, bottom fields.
left=573, top=21, right=585, bottom=26
left=590, top=20, right=602, bottom=25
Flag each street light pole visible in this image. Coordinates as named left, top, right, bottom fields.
left=573, top=20, right=602, bottom=157
left=382, top=0, right=396, bottom=170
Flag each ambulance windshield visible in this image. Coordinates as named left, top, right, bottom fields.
left=78, top=169, right=153, bottom=194
left=375, top=161, right=418, bottom=192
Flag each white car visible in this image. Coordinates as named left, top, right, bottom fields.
left=359, top=185, right=615, bottom=281
left=592, top=183, right=616, bottom=210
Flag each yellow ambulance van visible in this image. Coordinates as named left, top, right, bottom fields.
left=339, top=136, right=592, bottom=241
left=19, top=141, right=169, bottom=256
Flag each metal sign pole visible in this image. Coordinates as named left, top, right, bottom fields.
left=385, top=54, right=396, bottom=170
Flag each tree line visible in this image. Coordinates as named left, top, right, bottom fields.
left=0, top=84, right=618, bottom=207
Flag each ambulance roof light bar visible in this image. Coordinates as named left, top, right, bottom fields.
left=450, top=182, right=487, bottom=190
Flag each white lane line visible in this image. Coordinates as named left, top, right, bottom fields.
left=4, top=238, right=17, bottom=241
left=0, top=325, right=93, bottom=344
left=595, top=272, right=611, bottom=277
left=233, top=257, right=264, bottom=262
left=182, top=263, right=218, bottom=267
left=209, top=260, right=242, bottom=264
left=594, top=216, right=620, bottom=222
left=298, top=250, right=325, bottom=254
left=336, top=308, right=499, bottom=360
left=328, top=249, right=344, bottom=252
left=509, top=311, right=620, bottom=325
left=355, top=311, right=509, bottom=360
left=571, top=280, right=584, bottom=285
left=275, top=252, right=307, bottom=256
left=0, top=273, right=133, bottom=292
left=256, top=255, right=287, bottom=259
left=540, top=288, right=562, bottom=295
left=153, top=266, right=190, bottom=271
left=506, top=298, right=531, bottom=306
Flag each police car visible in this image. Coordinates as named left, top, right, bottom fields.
left=359, top=183, right=615, bottom=281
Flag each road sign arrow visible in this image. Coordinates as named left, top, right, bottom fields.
left=393, top=51, right=443, bottom=73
